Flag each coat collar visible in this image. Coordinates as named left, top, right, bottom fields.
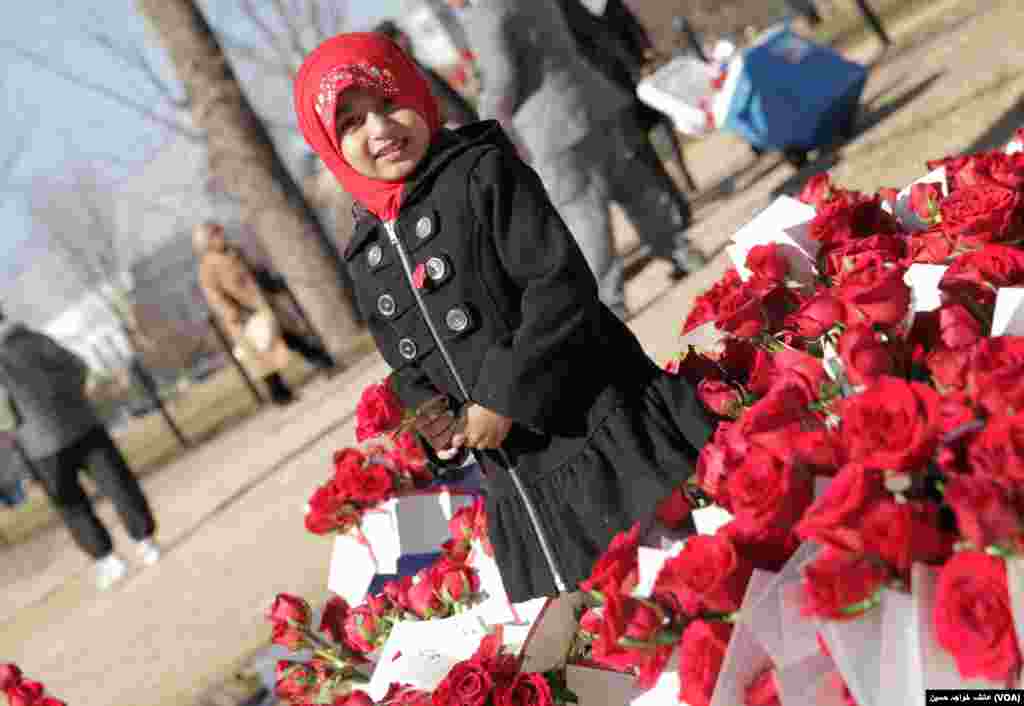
left=343, top=120, right=513, bottom=259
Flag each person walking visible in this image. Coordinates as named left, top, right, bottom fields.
left=372, top=20, right=479, bottom=129
left=0, top=308, right=160, bottom=590
left=446, top=0, right=706, bottom=318
left=194, top=221, right=337, bottom=406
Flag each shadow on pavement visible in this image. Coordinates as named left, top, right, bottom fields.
left=961, top=94, right=1024, bottom=154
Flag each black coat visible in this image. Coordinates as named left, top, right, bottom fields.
left=344, top=122, right=713, bottom=599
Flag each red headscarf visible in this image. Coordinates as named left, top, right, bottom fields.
left=294, top=33, right=441, bottom=222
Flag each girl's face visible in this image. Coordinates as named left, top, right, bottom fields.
left=336, top=87, right=431, bottom=182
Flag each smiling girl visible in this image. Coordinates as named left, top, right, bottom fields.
left=294, top=34, right=714, bottom=601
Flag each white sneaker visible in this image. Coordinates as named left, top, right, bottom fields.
left=95, top=554, right=128, bottom=591
left=137, top=538, right=162, bottom=566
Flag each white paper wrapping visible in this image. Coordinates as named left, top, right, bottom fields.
left=884, top=167, right=948, bottom=232
left=636, top=56, right=718, bottom=137
left=992, top=287, right=1024, bottom=337
left=726, top=196, right=819, bottom=284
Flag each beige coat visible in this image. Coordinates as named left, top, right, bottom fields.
left=198, top=246, right=301, bottom=378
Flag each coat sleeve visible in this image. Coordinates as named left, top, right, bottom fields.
left=390, top=363, right=444, bottom=412
left=467, top=146, right=601, bottom=429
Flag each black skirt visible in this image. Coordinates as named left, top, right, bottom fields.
left=479, top=365, right=714, bottom=602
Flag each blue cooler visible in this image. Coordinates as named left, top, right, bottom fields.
left=720, top=28, right=868, bottom=153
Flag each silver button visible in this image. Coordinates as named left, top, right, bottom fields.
left=425, top=256, right=448, bottom=282
left=446, top=307, right=470, bottom=333
left=367, top=244, right=383, bottom=268
left=377, top=293, right=396, bottom=317
left=398, top=338, right=418, bottom=360
left=416, top=216, right=433, bottom=239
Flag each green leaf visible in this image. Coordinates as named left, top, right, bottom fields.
left=838, top=589, right=883, bottom=616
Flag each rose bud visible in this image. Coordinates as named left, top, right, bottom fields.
left=0, top=663, right=23, bottom=690
left=318, top=596, right=351, bottom=645
left=448, top=506, right=476, bottom=544
left=797, top=173, right=833, bottom=209
left=934, top=551, right=1022, bottom=684
left=908, top=182, right=943, bottom=223
left=745, top=243, right=789, bottom=282
left=343, top=603, right=389, bottom=654
left=698, top=379, right=744, bottom=418
left=579, top=608, right=605, bottom=637
left=655, top=486, right=695, bottom=531
left=408, top=569, right=444, bottom=618
left=267, top=593, right=312, bottom=628
left=431, top=558, right=481, bottom=605
left=355, top=379, right=405, bottom=442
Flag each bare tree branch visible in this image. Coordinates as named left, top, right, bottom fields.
left=270, top=0, right=308, bottom=68
left=237, top=0, right=296, bottom=73
left=0, top=39, right=204, bottom=142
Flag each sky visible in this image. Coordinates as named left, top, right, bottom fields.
left=0, top=0, right=401, bottom=278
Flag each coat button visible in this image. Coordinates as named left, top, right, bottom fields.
left=416, top=216, right=433, bottom=239
left=425, top=256, right=449, bottom=283
left=398, top=338, right=418, bottom=360
left=367, top=244, right=383, bottom=268
left=377, top=293, right=396, bottom=318
left=445, top=307, right=471, bottom=333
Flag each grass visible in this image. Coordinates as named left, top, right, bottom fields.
left=0, top=332, right=378, bottom=547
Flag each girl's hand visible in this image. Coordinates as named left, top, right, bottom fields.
left=453, top=403, right=514, bottom=451
left=414, top=396, right=460, bottom=453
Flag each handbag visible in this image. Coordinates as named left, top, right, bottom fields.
left=243, top=310, right=278, bottom=353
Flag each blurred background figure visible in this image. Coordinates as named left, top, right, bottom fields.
left=0, top=306, right=160, bottom=590
left=373, top=19, right=480, bottom=128
left=193, top=221, right=336, bottom=406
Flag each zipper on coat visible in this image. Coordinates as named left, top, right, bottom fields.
left=383, top=220, right=568, bottom=594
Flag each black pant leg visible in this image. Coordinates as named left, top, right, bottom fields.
left=33, top=437, right=114, bottom=559
left=280, top=330, right=334, bottom=368
left=80, top=427, right=156, bottom=543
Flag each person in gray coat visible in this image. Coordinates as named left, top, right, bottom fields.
left=0, top=309, right=160, bottom=590
left=446, top=0, right=706, bottom=318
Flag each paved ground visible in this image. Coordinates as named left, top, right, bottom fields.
left=3, top=1, right=1023, bottom=703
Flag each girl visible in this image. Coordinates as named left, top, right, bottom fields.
left=294, top=34, right=714, bottom=602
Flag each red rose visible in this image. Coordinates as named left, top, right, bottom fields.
left=837, top=323, right=897, bottom=387
left=727, top=447, right=814, bottom=536
left=745, top=243, right=789, bottom=282
left=934, top=551, right=1022, bottom=684
left=268, top=593, right=312, bottom=627
left=940, top=183, right=1023, bottom=247
left=939, top=244, right=1024, bottom=310
left=390, top=431, right=431, bottom=484
left=795, top=464, right=887, bottom=553
left=678, top=620, right=733, bottom=706
left=698, top=379, right=744, bottom=418
left=967, top=412, right=1024, bottom=484
left=785, top=292, right=849, bottom=338
left=655, top=486, right=695, bottom=530
left=859, top=499, right=952, bottom=574
left=927, top=346, right=974, bottom=393
left=810, top=192, right=901, bottom=245
left=739, top=374, right=827, bottom=461
left=745, top=666, right=781, bottom=706
left=6, top=680, right=45, bottom=706
left=318, top=596, right=351, bottom=646
left=838, top=378, right=942, bottom=472
left=431, top=558, right=480, bottom=605
left=696, top=422, right=747, bottom=509
left=909, top=182, right=944, bottom=223
left=945, top=474, right=1022, bottom=550
left=340, top=462, right=396, bottom=505
left=716, top=282, right=770, bottom=338
left=496, top=673, right=555, bottom=706
left=966, top=337, right=1024, bottom=415
left=408, top=569, right=444, bottom=618
left=383, top=576, right=414, bottom=613
left=431, top=658, right=495, bottom=706
left=683, top=269, right=744, bottom=334
left=1, top=663, right=23, bottom=690
left=592, top=593, right=672, bottom=685
left=801, top=549, right=887, bottom=620
left=821, top=233, right=906, bottom=278
left=938, top=304, right=983, bottom=350
left=275, top=661, right=317, bottom=702
left=988, top=151, right=1024, bottom=190
left=833, top=261, right=911, bottom=329
left=748, top=348, right=826, bottom=396
left=797, top=173, right=834, bottom=209
left=356, top=380, right=405, bottom=442
left=578, top=607, right=604, bottom=636
left=579, top=523, right=640, bottom=597
left=343, top=598, right=391, bottom=653
left=721, top=522, right=801, bottom=573
left=907, top=227, right=956, bottom=264
left=655, top=533, right=753, bottom=615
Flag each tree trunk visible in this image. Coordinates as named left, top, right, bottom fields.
left=135, top=0, right=363, bottom=365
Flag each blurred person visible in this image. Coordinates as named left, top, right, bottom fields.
left=372, top=20, right=479, bottom=129
left=0, top=307, right=160, bottom=590
left=447, top=0, right=706, bottom=318
left=558, top=0, right=702, bottom=279
left=193, top=221, right=336, bottom=406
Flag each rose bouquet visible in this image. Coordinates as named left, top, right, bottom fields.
left=268, top=539, right=485, bottom=705
left=1, top=665, right=65, bottom=706
left=648, top=131, right=1024, bottom=705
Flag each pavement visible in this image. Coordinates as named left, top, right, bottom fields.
left=3, top=1, right=1023, bottom=704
